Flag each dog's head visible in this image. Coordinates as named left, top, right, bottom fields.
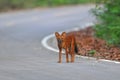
left=55, top=32, right=66, bottom=44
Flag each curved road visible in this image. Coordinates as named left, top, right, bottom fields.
left=0, top=4, right=120, bottom=80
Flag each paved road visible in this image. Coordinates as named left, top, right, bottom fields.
left=0, top=4, right=120, bottom=80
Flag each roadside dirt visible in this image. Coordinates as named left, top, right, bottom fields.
left=67, top=27, right=120, bottom=61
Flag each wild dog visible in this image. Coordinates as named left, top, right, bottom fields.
left=55, top=32, right=78, bottom=63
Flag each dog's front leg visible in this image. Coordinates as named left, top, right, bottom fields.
left=58, top=48, right=62, bottom=63
left=66, top=48, right=69, bottom=63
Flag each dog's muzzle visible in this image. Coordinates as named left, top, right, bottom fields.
left=57, top=39, right=62, bottom=44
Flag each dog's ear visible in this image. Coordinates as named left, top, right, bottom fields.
left=55, top=32, right=60, bottom=38
left=61, top=32, right=66, bottom=38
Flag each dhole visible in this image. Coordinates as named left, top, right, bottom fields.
left=55, top=32, right=78, bottom=63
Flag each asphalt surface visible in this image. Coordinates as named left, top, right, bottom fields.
left=0, top=4, right=120, bottom=80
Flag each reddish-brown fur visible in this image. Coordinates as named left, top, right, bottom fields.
left=55, top=32, right=78, bottom=63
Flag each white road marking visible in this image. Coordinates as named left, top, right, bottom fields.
left=41, top=34, right=59, bottom=53
left=41, top=23, right=120, bottom=64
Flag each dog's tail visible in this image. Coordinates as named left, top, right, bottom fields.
left=74, top=40, right=78, bottom=54
left=74, top=43, right=78, bottom=54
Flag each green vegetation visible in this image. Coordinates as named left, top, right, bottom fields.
left=88, top=50, right=96, bottom=56
left=93, top=0, right=120, bottom=46
left=0, top=0, right=95, bottom=11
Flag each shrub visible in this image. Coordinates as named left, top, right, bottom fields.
left=93, top=0, right=120, bottom=46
